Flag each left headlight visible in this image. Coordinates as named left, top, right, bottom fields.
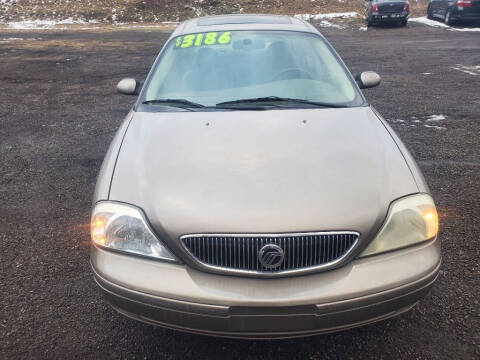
left=359, top=193, right=439, bottom=257
left=91, top=201, right=177, bottom=262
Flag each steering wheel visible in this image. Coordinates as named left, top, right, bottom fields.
left=271, top=67, right=313, bottom=82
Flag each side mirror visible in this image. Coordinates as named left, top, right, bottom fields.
left=355, top=71, right=381, bottom=89
left=117, top=78, right=141, bottom=95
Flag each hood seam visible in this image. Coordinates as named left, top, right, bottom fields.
left=107, top=112, right=135, bottom=200
left=371, top=107, right=420, bottom=192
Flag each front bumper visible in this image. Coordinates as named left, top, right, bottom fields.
left=91, top=239, right=441, bottom=339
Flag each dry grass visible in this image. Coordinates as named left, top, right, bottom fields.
left=0, top=0, right=429, bottom=23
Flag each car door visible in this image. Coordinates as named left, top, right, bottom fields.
left=430, top=0, right=440, bottom=16
left=433, top=0, right=447, bottom=16
left=441, top=0, right=455, bottom=17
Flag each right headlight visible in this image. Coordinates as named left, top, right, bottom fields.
left=359, top=193, right=438, bottom=257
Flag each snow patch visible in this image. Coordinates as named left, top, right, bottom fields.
left=112, top=22, right=179, bottom=29
left=409, top=17, right=449, bottom=28
left=388, top=114, right=448, bottom=130
left=409, top=17, right=480, bottom=32
left=318, top=20, right=344, bottom=29
left=6, top=18, right=98, bottom=30
left=449, top=27, right=480, bottom=32
left=0, top=37, right=23, bottom=42
left=425, top=114, right=446, bottom=122
left=424, top=124, right=447, bottom=130
left=294, top=12, right=357, bottom=21
left=451, top=64, right=480, bottom=76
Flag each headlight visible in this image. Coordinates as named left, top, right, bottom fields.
left=91, top=202, right=177, bottom=262
left=360, top=193, right=438, bottom=257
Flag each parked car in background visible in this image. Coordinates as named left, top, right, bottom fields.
left=427, top=0, right=480, bottom=25
left=365, top=0, right=410, bottom=26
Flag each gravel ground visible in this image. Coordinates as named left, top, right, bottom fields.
left=0, top=22, right=479, bottom=359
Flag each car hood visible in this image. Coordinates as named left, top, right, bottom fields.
left=109, top=107, right=418, bottom=247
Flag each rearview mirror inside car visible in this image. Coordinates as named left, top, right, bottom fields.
left=117, top=78, right=141, bottom=95
left=355, top=71, right=381, bottom=89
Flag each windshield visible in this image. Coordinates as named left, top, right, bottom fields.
left=141, top=30, right=364, bottom=109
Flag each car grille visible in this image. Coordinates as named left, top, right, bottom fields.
left=180, top=232, right=359, bottom=276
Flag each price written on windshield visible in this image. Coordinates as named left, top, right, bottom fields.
left=175, top=32, right=232, bottom=49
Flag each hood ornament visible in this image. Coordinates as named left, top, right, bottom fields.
left=258, top=244, right=285, bottom=269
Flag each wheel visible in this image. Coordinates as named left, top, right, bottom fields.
left=427, top=5, right=434, bottom=20
left=400, top=19, right=408, bottom=27
left=444, top=9, right=454, bottom=26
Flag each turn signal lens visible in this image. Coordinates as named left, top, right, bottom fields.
left=360, top=194, right=438, bottom=257
left=457, top=0, right=472, bottom=7
left=91, top=202, right=177, bottom=262
left=423, top=209, right=439, bottom=239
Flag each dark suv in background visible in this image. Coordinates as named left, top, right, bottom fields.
left=365, top=0, right=410, bottom=26
left=427, top=0, right=480, bottom=25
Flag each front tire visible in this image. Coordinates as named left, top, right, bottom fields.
left=401, top=19, right=408, bottom=27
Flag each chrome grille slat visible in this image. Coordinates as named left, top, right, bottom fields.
left=181, top=232, right=359, bottom=276
left=295, top=236, right=299, bottom=269
left=248, top=238, right=251, bottom=268
left=300, top=236, right=303, bottom=267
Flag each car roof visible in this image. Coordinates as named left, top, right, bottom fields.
left=171, top=14, right=320, bottom=38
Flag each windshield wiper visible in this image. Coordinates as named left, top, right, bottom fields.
left=142, top=98, right=205, bottom=109
left=216, top=96, right=349, bottom=108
